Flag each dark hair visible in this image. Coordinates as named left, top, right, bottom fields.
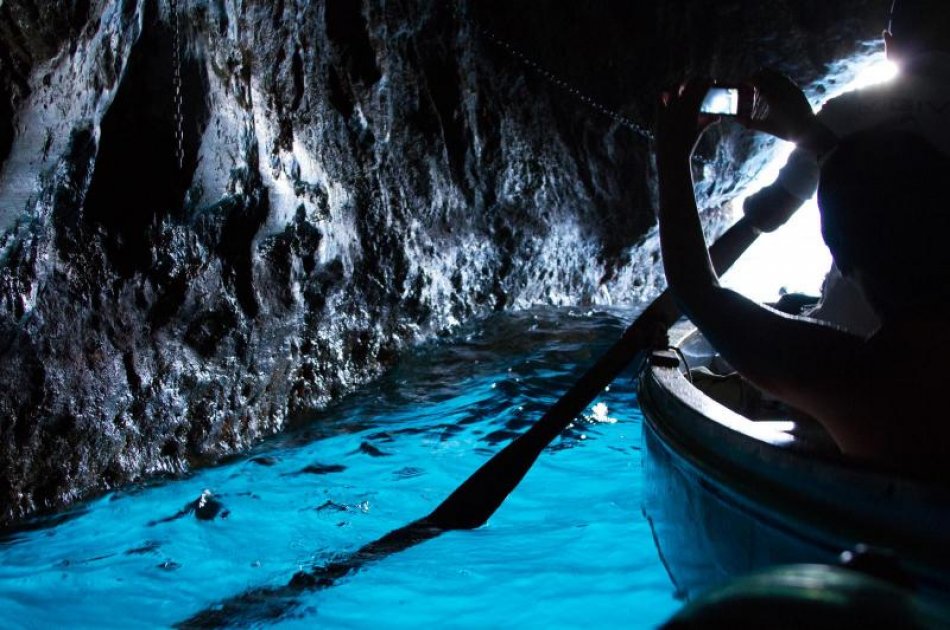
left=888, top=0, right=950, bottom=54
left=818, top=128, right=950, bottom=310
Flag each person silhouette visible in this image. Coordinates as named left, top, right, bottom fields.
left=741, top=0, right=950, bottom=336
left=657, top=78, right=950, bottom=474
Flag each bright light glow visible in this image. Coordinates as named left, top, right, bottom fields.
left=589, top=402, right=617, bottom=424
left=721, top=54, right=898, bottom=302
left=844, top=59, right=899, bottom=91
left=753, top=420, right=796, bottom=433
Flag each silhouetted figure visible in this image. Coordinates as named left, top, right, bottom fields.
left=657, top=77, right=950, bottom=475
left=742, top=0, right=950, bottom=336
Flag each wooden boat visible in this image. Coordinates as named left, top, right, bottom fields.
left=639, top=325, right=950, bottom=601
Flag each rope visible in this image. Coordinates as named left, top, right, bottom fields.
left=471, top=18, right=654, bottom=140
left=171, top=0, right=185, bottom=171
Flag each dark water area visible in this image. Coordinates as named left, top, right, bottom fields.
left=0, top=306, right=679, bottom=627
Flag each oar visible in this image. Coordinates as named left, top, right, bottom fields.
left=426, top=214, right=761, bottom=529
left=179, top=215, right=762, bottom=628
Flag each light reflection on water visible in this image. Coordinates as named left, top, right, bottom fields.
left=0, top=307, right=679, bottom=628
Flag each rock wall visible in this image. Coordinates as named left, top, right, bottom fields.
left=0, top=0, right=887, bottom=523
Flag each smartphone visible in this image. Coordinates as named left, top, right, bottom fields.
left=700, top=85, right=753, bottom=117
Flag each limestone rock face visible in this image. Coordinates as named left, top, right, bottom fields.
left=0, top=0, right=886, bottom=523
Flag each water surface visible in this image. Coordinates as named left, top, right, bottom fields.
left=0, top=307, right=679, bottom=628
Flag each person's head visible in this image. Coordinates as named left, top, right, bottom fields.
left=884, top=0, right=950, bottom=60
left=818, top=129, right=950, bottom=319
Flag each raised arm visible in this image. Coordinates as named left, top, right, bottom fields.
left=741, top=152, right=811, bottom=233
left=654, top=80, right=863, bottom=434
left=740, top=70, right=839, bottom=233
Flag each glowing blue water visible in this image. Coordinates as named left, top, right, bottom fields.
left=0, top=308, right=679, bottom=628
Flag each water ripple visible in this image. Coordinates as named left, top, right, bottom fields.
left=0, top=307, right=677, bottom=627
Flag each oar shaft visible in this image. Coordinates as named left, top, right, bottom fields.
left=177, top=217, right=762, bottom=625
left=427, top=216, right=760, bottom=530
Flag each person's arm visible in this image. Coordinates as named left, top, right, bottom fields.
left=739, top=70, right=839, bottom=233
left=742, top=147, right=817, bottom=233
left=743, top=68, right=838, bottom=153
left=743, top=181, right=807, bottom=234
left=655, top=81, right=865, bottom=444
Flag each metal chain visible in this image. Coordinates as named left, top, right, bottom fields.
left=171, top=0, right=185, bottom=170
left=472, top=19, right=654, bottom=140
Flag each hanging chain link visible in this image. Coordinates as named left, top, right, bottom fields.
left=471, top=19, right=654, bottom=141
left=171, top=0, right=185, bottom=171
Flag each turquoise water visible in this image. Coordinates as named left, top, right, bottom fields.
left=0, top=307, right=680, bottom=628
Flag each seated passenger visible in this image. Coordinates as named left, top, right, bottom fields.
left=740, top=0, right=950, bottom=337
left=656, top=82, right=950, bottom=476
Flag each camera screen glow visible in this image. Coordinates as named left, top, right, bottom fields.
left=701, top=88, right=739, bottom=115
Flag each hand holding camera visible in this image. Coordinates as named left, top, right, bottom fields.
left=699, top=69, right=836, bottom=158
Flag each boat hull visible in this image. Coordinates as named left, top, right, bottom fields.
left=638, top=345, right=950, bottom=600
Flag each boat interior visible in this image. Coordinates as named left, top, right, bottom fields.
left=643, top=323, right=950, bottom=601
left=667, top=323, right=843, bottom=458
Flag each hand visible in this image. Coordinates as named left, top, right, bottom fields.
left=656, top=78, right=719, bottom=162
left=742, top=68, right=816, bottom=143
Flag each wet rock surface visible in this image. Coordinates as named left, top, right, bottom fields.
left=0, top=0, right=891, bottom=523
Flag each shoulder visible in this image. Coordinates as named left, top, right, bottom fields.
left=818, top=67, right=950, bottom=138
left=816, top=84, right=894, bottom=132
